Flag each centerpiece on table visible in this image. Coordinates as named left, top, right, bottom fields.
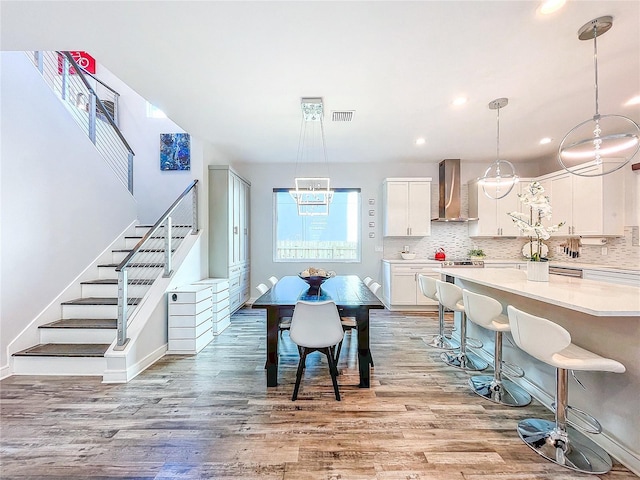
left=299, top=266, right=336, bottom=292
left=507, top=181, right=564, bottom=281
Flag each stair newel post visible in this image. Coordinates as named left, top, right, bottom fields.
left=114, top=268, right=130, bottom=351
left=164, top=216, right=173, bottom=278
left=127, top=152, right=134, bottom=194
left=61, top=55, right=69, bottom=101
left=191, top=183, right=199, bottom=234
left=88, top=92, right=97, bottom=144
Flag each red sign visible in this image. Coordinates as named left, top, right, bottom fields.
left=57, top=51, right=96, bottom=75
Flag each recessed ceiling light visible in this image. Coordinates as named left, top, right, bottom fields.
left=625, top=95, right=640, bottom=106
left=452, top=97, right=467, bottom=106
left=540, top=137, right=552, bottom=145
left=538, top=0, right=566, bottom=15
left=415, top=138, right=426, bottom=146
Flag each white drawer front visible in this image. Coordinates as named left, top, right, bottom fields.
left=169, top=318, right=212, bottom=339
left=168, top=298, right=212, bottom=316
left=169, top=287, right=212, bottom=304
left=169, top=308, right=211, bottom=327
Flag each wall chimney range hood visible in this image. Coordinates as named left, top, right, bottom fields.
left=432, top=158, right=478, bottom=222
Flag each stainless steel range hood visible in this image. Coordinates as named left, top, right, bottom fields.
left=432, top=158, right=478, bottom=222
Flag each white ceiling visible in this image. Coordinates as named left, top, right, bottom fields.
left=2, top=1, right=639, bottom=167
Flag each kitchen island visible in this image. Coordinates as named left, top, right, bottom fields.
left=439, top=267, right=640, bottom=475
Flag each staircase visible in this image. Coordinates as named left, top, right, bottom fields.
left=12, top=225, right=168, bottom=376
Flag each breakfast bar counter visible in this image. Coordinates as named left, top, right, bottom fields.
left=438, top=267, right=640, bottom=475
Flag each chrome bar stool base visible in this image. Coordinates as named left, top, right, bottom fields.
left=440, top=350, right=488, bottom=371
left=469, top=375, right=531, bottom=407
left=517, top=418, right=613, bottom=475
left=427, top=334, right=459, bottom=350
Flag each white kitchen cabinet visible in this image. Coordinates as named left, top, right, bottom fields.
left=382, top=261, right=439, bottom=310
left=382, top=178, right=431, bottom=237
left=468, top=178, right=524, bottom=237
left=208, top=165, right=251, bottom=313
left=541, top=163, right=624, bottom=237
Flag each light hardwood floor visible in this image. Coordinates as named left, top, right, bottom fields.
left=1, top=308, right=637, bottom=479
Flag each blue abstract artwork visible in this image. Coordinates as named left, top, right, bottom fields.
left=160, top=133, right=190, bottom=171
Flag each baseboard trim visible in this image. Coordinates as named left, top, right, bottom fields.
left=103, top=343, right=167, bottom=383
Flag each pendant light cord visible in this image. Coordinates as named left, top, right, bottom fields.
left=593, top=24, right=600, bottom=119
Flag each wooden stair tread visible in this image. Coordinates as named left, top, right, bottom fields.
left=14, top=343, right=110, bottom=357
left=40, top=318, right=117, bottom=329
left=98, top=262, right=164, bottom=268
left=111, top=248, right=174, bottom=253
left=80, top=279, right=154, bottom=286
left=61, top=297, right=140, bottom=306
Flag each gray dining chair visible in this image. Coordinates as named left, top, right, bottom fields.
left=289, top=300, right=345, bottom=401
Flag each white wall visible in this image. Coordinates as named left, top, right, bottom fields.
left=95, top=65, right=199, bottom=224
left=0, top=52, right=138, bottom=368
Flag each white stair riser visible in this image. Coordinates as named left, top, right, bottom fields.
left=40, top=328, right=115, bottom=344
left=81, top=283, right=150, bottom=298
left=12, top=356, right=107, bottom=376
left=98, top=265, right=163, bottom=280
left=62, top=304, right=119, bottom=319
left=98, top=266, right=118, bottom=280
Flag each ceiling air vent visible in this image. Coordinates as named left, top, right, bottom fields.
left=331, top=110, right=354, bottom=122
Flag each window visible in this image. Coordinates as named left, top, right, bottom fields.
left=146, top=101, right=167, bottom=118
left=274, top=188, right=361, bottom=262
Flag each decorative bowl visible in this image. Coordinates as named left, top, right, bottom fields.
left=298, top=274, right=330, bottom=290
left=400, top=252, right=416, bottom=260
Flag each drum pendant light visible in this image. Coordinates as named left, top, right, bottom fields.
left=558, top=16, right=640, bottom=177
left=479, top=98, right=519, bottom=200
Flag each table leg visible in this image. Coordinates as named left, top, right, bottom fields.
left=356, top=307, right=371, bottom=388
left=266, top=306, right=279, bottom=387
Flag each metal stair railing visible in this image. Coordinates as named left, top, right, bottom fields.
left=114, top=180, right=199, bottom=349
left=28, top=51, right=135, bottom=193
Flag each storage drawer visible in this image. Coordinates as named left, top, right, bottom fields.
left=229, top=275, right=241, bottom=290
left=194, top=278, right=229, bottom=293
left=169, top=317, right=212, bottom=339
left=168, top=297, right=212, bottom=316
left=168, top=285, right=212, bottom=304
left=213, top=302, right=230, bottom=317
left=211, top=289, right=230, bottom=303
left=212, top=312, right=231, bottom=335
left=169, top=308, right=211, bottom=327
left=168, top=328, right=213, bottom=354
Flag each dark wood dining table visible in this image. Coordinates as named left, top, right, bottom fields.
left=252, top=275, right=385, bottom=388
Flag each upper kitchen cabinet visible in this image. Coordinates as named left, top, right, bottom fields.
left=208, top=165, right=251, bottom=313
left=542, top=163, right=624, bottom=237
left=468, top=178, right=528, bottom=237
left=382, top=178, right=432, bottom=237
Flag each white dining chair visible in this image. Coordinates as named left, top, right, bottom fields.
left=369, top=282, right=381, bottom=297
left=289, top=300, right=345, bottom=401
left=362, top=276, right=373, bottom=287
left=268, top=276, right=279, bottom=286
left=256, top=283, right=269, bottom=295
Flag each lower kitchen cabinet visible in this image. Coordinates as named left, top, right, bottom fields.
left=193, top=278, right=231, bottom=334
left=382, top=260, right=440, bottom=311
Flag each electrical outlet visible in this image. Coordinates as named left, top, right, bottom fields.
left=601, top=247, right=608, bottom=255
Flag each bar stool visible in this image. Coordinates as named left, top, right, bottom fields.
left=507, top=305, right=626, bottom=474
left=462, top=289, right=531, bottom=407
left=435, top=280, right=487, bottom=371
left=417, top=274, right=457, bottom=350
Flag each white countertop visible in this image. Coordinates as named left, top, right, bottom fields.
left=438, top=267, right=640, bottom=317
left=382, top=258, right=640, bottom=275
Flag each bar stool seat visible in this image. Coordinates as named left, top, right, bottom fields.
left=507, top=305, right=625, bottom=475
left=462, top=289, right=531, bottom=407
left=417, top=274, right=457, bottom=350
left=436, top=280, right=487, bottom=371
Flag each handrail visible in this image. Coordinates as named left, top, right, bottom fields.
left=61, top=52, right=135, bottom=156
left=116, top=180, right=198, bottom=272
left=114, top=180, right=199, bottom=350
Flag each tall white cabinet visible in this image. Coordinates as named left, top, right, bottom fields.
left=208, top=165, right=251, bottom=314
left=382, top=178, right=432, bottom=237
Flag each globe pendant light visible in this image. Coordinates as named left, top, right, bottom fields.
left=558, top=16, right=640, bottom=177
left=479, top=97, right=519, bottom=200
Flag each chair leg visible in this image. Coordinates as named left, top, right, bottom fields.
left=325, top=347, right=341, bottom=401
left=292, top=348, right=307, bottom=401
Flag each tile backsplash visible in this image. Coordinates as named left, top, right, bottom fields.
left=383, top=184, right=640, bottom=268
